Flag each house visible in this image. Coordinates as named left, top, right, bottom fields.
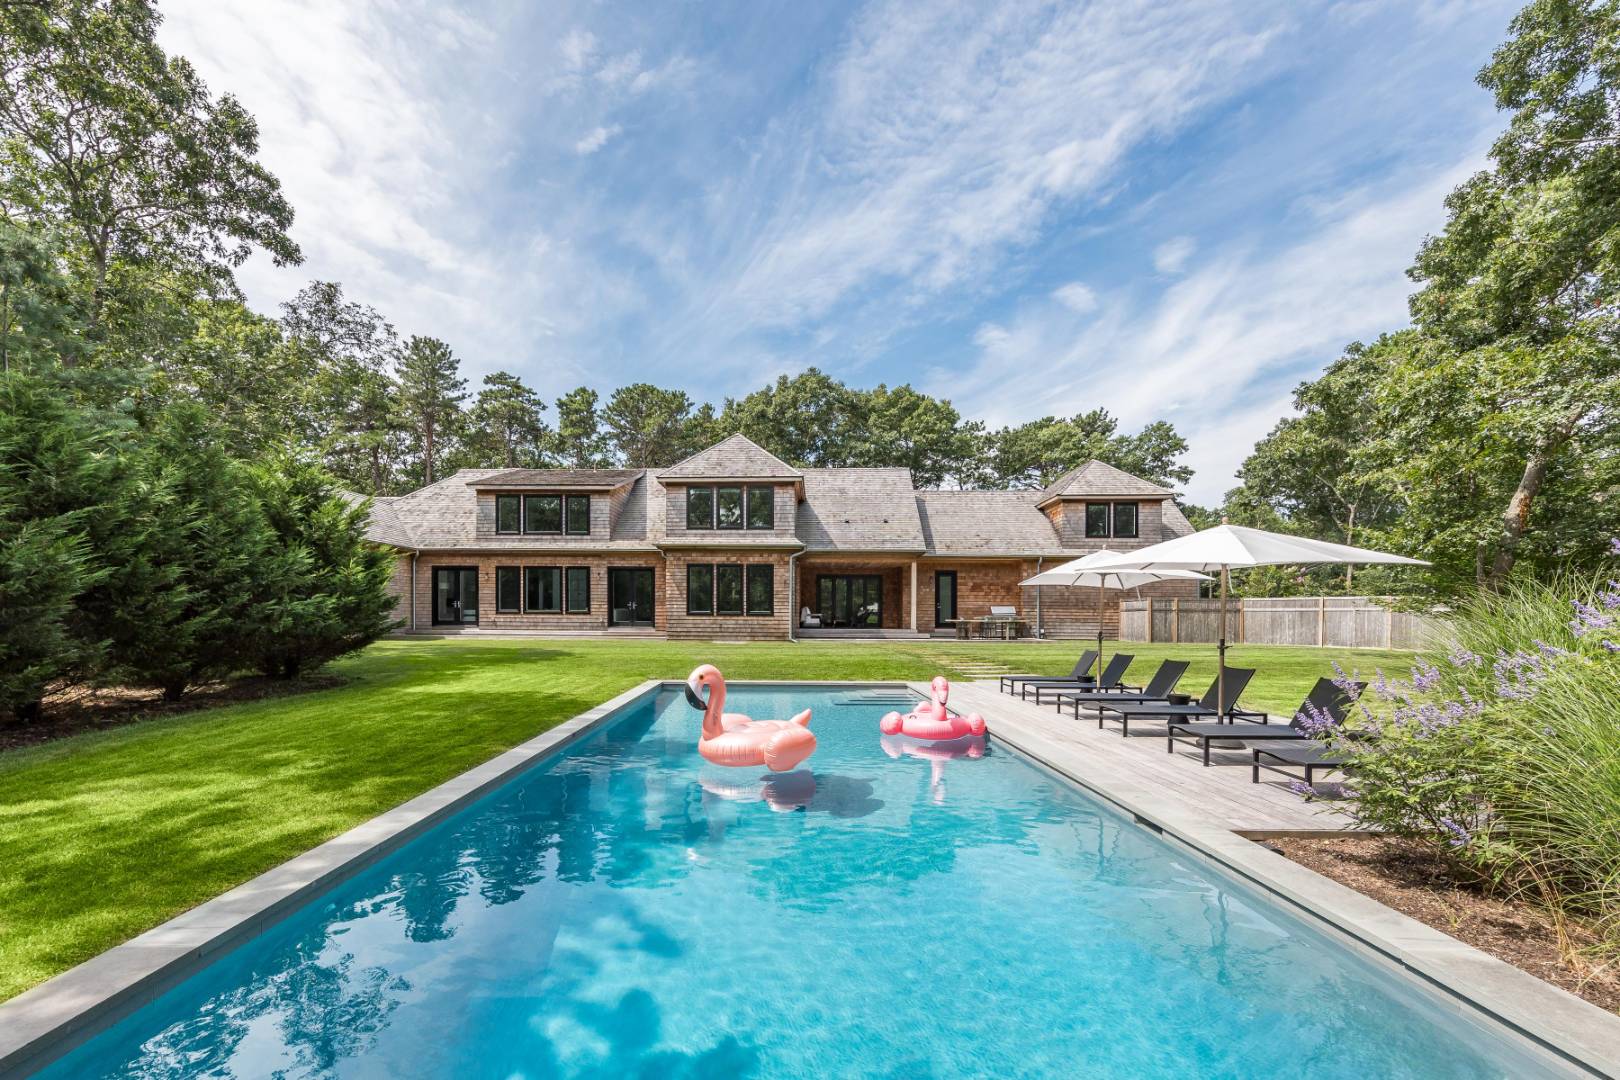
left=364, top=434, right=1199, bottom=640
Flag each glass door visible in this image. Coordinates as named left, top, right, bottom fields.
left=608, top=568, right=655, bottom=627
left=815, top=575, right=884, bottom=627
left=935, top=570, right=957, bottom=626
left=432, top=567, right=479, bottom=625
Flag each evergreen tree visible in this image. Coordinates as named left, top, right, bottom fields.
left=463, top=371, right=550, bottom=469
left=601, top=383, right=694, bottom=467
left=395, top=335, right=466, bottom=486
left=553, top=386, right=611, bottom=467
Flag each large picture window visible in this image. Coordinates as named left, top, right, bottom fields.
left=565, top=566, right=591, bottom=613
left=525, top=566, right=562, bottom=612
left=565, top=495, right=591, bottom=535
left=686, top=487, right=714, bottom=529
left=1111, top=502, right=1139, bottom=539
left=745, top=486, right=774, bottom=530
left=686, top=563, right=714, bottom=615
left=715, top=564, right=744, bottom=615
left=524, top=494, right=562, bottom=534
left=1084, top=503, right=1111, bottom=539
left=715, top=487, right=743, bottom=529
left=495, top=566, right=521, bottom=612
left=745, top=565, right=774, bottom=615
left=496, top=495, right=521, bottom=534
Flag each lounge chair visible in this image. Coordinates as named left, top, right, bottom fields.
left=999, top=650, right=1099, bottom=694
left=1252, top=743, right=1347, bottom=785
left=1166, top=677, right=1367, bottom=766
left=1025, top=652, right=1135, bottom=703
left=1047, top=660, right=1190, bottom=717
left=1095, top=668, right=1261, bottom=736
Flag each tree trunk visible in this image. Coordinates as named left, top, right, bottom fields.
left=161, top=680, right=188, bottom=702
left=1483, top=406, right=1586, bottom=590
left=424, top=420, right=434, bottom=486
left=12, top=698, right=43, bottom=725
left=1343, top=503, right=1356, bottom=593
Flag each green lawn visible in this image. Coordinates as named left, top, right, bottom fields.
left=0, top=637, right=1414, bottom=1002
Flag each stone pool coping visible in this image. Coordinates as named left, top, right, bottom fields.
left=3, top=677, right=1616, bottom=1077
left=956, top=681, right=1620, bottom=1079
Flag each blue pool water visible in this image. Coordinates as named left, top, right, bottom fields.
left=42, top=685, right=1559, bottom=1079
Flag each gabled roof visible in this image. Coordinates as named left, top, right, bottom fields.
left=657, top=433, right=802, bottom=480
left=1036, top=459, right=1174, bottom=504
left=796, top=468, right=926, bottom=553
left=916, top=491, right=1070, bottom=556
left=469, top=468, right=640, bottom=490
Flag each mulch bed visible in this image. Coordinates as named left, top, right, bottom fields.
left=0, top=675, right=346, bottom=754
left=1271, top=835, right=1620, bottom=1014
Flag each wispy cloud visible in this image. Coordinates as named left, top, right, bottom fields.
left=1153, top=236, right=1197, bottom=274
left=575, top=124, right=622, bottom=155
left=1052, top=282, right=1098, bottom=313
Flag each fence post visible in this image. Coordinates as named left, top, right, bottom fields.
left=1237, top=601, right=1245, bottom=644
left=1145, top=598, right=1153, bottom=642
left=1171, top=598, right=1179, bottom=642
left=1317, top=596, right=1326, bottom=647
left=1385, top=606, right=1393, bottom=649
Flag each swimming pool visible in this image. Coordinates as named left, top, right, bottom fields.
left=39, top=684, right=1562, bottom=1078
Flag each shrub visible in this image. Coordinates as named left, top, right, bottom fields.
left=249, top=451, right=399, bottom=678
left=1331, top=549, right=1620, bottom=935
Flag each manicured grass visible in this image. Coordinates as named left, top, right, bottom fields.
left=0, top=637, right=1414, bottom=1002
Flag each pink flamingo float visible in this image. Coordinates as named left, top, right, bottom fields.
left=880, top=733, right=985, bottom=805
left=685, top=664, right=817, bottom=771
left=879, top=676, right=986, bottom=740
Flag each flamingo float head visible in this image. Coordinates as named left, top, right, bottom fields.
left=685, top=664, right=723, bottom=711
left=930, top=675, right=950, bottom=706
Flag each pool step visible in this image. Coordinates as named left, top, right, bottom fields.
left=833, top=691, right=921, bottom=707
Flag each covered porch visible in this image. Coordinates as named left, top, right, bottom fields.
left=794, top=555, right=1056, bottom=638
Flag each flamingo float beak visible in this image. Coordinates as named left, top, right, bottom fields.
left=684, top=673, right=708, bottom=711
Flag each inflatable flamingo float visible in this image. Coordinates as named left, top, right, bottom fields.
left=880, top=676, right=986, bottom=740
left=684, top=664, right=817, bottom=771
left=880, top=733, right=985, bottom=805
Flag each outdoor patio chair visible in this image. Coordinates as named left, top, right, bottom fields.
left=1251, top=742, right=1348, bottom=785
left=800, top=607, right=822, bottom=628
left=1094, top=668, right=1260, bottom=736
left=1165, top=677, right=1368, bottom=766
left=1025, top=652, right=1134, bottom=703
left=1047, top=660, right=1190, bottom=718
left=999, top=650, right=1098, bottom=694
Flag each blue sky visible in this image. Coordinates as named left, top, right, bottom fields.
left=159, top=0, right=1520, bottom=503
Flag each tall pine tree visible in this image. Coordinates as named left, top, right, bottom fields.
left=395, top=335, right=466, bottom=486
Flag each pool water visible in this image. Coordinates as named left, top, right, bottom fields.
left=42, top=685, right=1559, bottom=1079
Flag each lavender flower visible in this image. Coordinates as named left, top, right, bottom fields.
left=1610, top=537, right=1620, bottom=557
left=1493, top=648, right=1549, bottom=700
left=1286, top=781, right=1315, bottom=799
left=1438, top=818, right=1471, bottom=848
left=1410, top=658, right=1443, bottom=692
left=1571, top=599, right=1615, bottom=638
left=1533, top=639, right=1567, bottom=659
left=1293, top=701, right=1339, bottom=737
left=1600, top=582, right=1620, bottom=611
left=1448, top=647, right=1482, bottom=669
left=1330, top=661, right=1363, bottom=698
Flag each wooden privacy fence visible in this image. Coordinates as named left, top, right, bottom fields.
left=1117, top=596, right=1440, bottom=650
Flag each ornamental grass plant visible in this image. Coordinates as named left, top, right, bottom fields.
left=1332, top=543, right=1620, bottom=946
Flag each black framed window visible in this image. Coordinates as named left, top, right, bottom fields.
left=525, top=566, right=562, bottom=612
left=524, top=494, right=562, bottom=534
left=1112, top=502, right=1138, bottom=539
left=715, top=564, right=743, bottom=615
left=565, top=495, right=590, bottom=535
left=686, top=564, right=714, bottom=615
left=745, top=565, right=774, bottom=615
left=686, top=486, right=714, bottom=529
left=1084, top=503, right=1111, bottom=538
left=565, top=566, right=591, bottom=613
left=495, top=566, right=521, bottom=612
left=496, top=495, right=521, bottom=534
left=715, top=486, right=743, bottom=529
left=745, top=486, right=775, bottom=530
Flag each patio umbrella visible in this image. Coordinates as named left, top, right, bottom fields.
left=1081, top=525, right=1429, bottom=714
left=1020, top=550, right=1210, bottom=681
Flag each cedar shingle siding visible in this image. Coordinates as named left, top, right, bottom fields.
left=360, top=434, right=1198, bottom=638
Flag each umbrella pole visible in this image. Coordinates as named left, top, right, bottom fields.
left=1218, top=566, right=1229, bottom=715
left=1096, top=584, right=1105, bottom=681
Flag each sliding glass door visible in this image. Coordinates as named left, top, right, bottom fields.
left=816, top=574, right=884, bottom=628
left=432, top=567, right=479, bottom=625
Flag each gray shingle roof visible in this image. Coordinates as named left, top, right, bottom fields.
left=658, top=433, right=801, bottom=479
left=797, top=468, right=926, bottom=552
left=916, top=491, right=1070, bottom=556
left=1037, top=459, right=1174, bottom=503
left=470, top=468, right=640, bottom=489
left=1161, top=500, right=1195, bottom=538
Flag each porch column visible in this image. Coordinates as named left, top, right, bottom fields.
left=909, top=561, right=918, bottom=631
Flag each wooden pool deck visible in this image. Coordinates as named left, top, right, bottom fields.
left=937, top=680, right=1359, bottom=834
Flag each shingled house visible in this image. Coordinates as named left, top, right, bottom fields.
left=365, top=434, right=1198, bottom=640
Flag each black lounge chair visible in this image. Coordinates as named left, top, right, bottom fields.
left=1095, top=668, right=1260, bottom=736
left=1252, top=743, right=1348, bottom=785
left=1000, top=650, right=1098, bottom=694
left=1167, top=677, right=1367, bottom=766
left=1025, top=653, right=1134, bottom=702
left=1048, top=660, right=1190, bottom=717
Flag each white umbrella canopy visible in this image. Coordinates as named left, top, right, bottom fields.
left=1020, top=550, right=1210, bottom=679
left=1081, top=525, right=1429, bottom=713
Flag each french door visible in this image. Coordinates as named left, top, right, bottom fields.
left=608, top=568, right=656, bottom=627
left=432, top=567, right=479, bottom=625
left=816, top=574, right=884, bottom=628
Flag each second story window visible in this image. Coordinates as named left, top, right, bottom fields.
left=1085, top=503, right=1110, bottom=538
left=525, top=494, right=562, bottom=534
left=745, top=486, right=774, bottom=530
left=1112, top=502, right=1138, bottom=538
left=1085, top=501, right=1139, bottom=539
left=686, top=486, right=714, bottom=529
left=715, top=486, right=743, bottom=529
left=565, top=495, right=591, bottom=535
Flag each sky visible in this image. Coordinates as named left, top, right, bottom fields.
left=157, top=0, right=1522, bottom=504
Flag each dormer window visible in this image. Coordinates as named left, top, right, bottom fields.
left=495, top=492, right=590, bottom=535
left=525, top=495, right=562, bottom=533
left=496, top=495, right=521, bottom=534
left=716, top=486, right=743, bottom=529
left=685, top=484, right=775, bottom=530
left=745, top=486, right=774, bottom=530
left=686, top=486, right=714, bottom=530
left=1085, top=501, right=1138, bottom=539
left=1112, top=502, right=1138, bottom=538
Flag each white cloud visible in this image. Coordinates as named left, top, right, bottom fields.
left=1153, top=235, right=1197, bottom=274
left=575, top=124, right=622, bottom=155
left=560, top=29, right=598, bottom=72
left=1052, top=281, right=1098, bottom=313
